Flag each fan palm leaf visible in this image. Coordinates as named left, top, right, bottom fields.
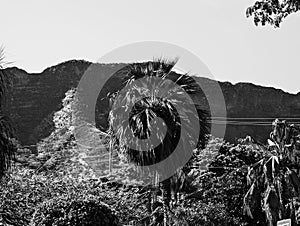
left=109, top=59, right=210, bottom=168
left=0, top=49, right=9, bottom=105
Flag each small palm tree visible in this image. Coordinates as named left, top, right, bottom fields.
left=108, top=59, right=210, bottom=223
left=0, top=48, right=15, bottom=179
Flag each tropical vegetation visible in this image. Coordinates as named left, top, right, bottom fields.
left=1, top=59, right=300, bottom=225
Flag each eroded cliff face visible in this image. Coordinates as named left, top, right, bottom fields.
left=5, top=60, right=300, bottom=145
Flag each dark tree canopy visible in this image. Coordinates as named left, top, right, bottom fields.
left=247, top=0, right=300, bottom=27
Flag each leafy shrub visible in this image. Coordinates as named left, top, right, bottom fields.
left=31, top=194, right=119, bottom=226
left=174, top=201, right=246, bottom=226
left=0, top=167, right=88, bottom=225
left=176, top=137, right=269, bottom=226
left=210, top=142, right=267, bottom=170
left=0, top=164, right=150, bottom=225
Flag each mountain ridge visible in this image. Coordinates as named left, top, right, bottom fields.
left=8, top=60, right=299, bottom=96
left=4, top=60, right=300, bottom=145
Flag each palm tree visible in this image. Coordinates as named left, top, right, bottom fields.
left=108, top=59, right=210, bottom=223
left=0, top=48, right=15, bottom=179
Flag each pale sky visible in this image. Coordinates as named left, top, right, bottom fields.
left=2, top=0, right=300, bottom=94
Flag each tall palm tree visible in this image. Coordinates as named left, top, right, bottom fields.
left=0, top=48, right=15, bottom=179
left=108, top=59, right=210, bottom=222
left=109, top=60, right=209, bottom=164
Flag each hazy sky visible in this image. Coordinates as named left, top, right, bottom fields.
left=2, top=0, right=300, bottom=94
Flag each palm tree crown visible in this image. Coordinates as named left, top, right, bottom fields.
left=109, top=59, right=210, bottom=171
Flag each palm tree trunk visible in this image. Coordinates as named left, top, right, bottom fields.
left=161, top=178, right=171, bottom=226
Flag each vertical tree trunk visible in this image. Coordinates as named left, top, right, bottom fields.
left=161, top=178, right=171, bottom=226
left=109, top=138, right=113, bottom=174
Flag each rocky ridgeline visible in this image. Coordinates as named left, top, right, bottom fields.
left=13, top=88, right=91, bottom=177
left=5, top=60, right=300, bottom=146
left=12, top=87, right=136, bottom=183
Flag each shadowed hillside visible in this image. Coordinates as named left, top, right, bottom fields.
left=4, top=60, right=300, bottom=145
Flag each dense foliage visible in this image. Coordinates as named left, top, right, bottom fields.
left=31, top=194, right=119, bottom=226
left=2, top=69, right=300, bottom=225
left=247, top=0, right=300, bottom=27
left=2, top=130, right=299, bottom=225
left=174, top=139, right=268, bottom=225
left=0, top=133, right=241, bottom=225
left=243, top=119, right=300, bottom=225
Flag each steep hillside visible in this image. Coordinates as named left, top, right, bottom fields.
left=4, top=60, right=300, bottom=145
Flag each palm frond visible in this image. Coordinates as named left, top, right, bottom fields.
left=109, top=59, right=210, bottom=167
left=0, top=47, right=12, bottom=107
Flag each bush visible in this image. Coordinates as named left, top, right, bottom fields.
left=0, top=165, right=149, bottom=225
left=175, top=138, right=269, bottom=226
left=31, top=194, right=119, bottom=226
left=175, top=201, right=245, bottom=226
left=0, top=167, right=94, bottom=225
